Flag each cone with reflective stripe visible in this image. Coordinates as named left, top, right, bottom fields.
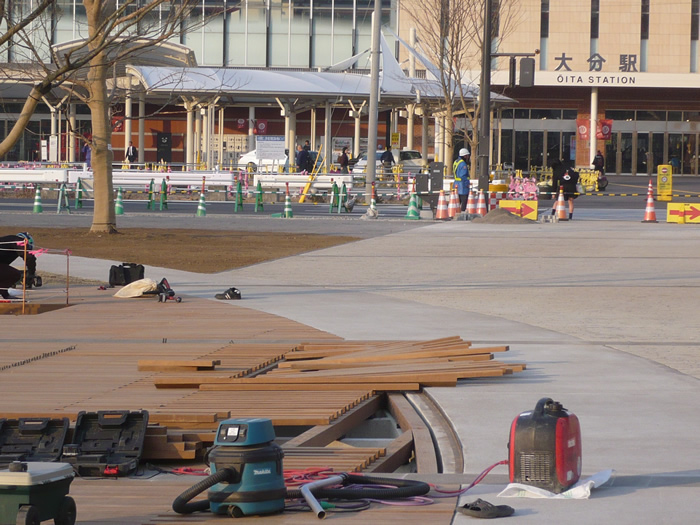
left=404, top=191, right=420, bottom=220
left=435, top=190, right=449, bottom=220
left=476, top=189, right=487, bottom=216
left=448, top=188, right=459, bottom=218
left=556, top=188, right=568, bottom=221
left=642, top=179, right=658, bottom=223
left=195, top=192, right=206, bottom=217
left=284, top=182, right=293, bottom=218
left=115, top=187, right=124, bottom=215
left=466, top=190, right=477, bottom=214
left=32, top=186, right=43, bottom=214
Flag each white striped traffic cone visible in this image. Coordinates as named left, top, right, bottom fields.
left=466, top=191, right=477, bottom=214
left=556, top=188, right=568, bottom=221
left=448, top=188, right=459, bottom=218
left=642, top=179, right=658, bottom=223
left=32, top=187, right=43, bottom=214
left=195, top=193, right=207, bottom=217
left=435, top=190, right=449, bottom=220
left=476, top=190, right=487, bottom=216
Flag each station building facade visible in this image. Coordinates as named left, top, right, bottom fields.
left=2, top=0, right=700, bottom=177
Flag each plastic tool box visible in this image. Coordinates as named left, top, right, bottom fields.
left=62, top=410, right=149, bottom=477
left=0, top=418, right=69, bottom=467
left=0, top=462, right=76, bottom=525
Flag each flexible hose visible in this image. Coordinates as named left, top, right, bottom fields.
left=172, top=468, right=235, bottom=514
left=287, top=474, right=430, bottom=501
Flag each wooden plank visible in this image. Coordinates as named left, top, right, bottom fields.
left=138, top=359, right=221, bottom=371
left=199, top=383, right=420, bottom=392
left=387, top=394, right=438, bottom=474
left=283, top=395, right=383, bottom=448
left=366, top=431, right=415, bottom=473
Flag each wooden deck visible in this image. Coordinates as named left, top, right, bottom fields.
left=0, top=287, right=464, bottom=523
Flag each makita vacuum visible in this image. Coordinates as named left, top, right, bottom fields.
left=173, top=416, right=431, bottom=519
left=508, top=397, right=582, bottom=493
left=172, top=418, right=286, bottom=517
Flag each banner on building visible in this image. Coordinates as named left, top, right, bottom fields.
left=576, top=119, right=589, bottom=141
left=237, top=118, right=246, bottom=130
left=597, top=119, right=613, bottom=140
left=254, top=120, right=268, bottom=135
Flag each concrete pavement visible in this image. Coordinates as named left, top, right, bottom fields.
left=22, top=212, right=700, bottom=524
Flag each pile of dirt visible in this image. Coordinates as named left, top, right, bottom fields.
left=471, top=208, right=532, bottom=224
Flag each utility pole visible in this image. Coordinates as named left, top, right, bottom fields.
left=366, top=1, right=382, bottom=204
left=477, top=0, right=493, bottom=197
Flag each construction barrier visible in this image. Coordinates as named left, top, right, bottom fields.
left=499, top=200, right=539, bottom=220
left=666, top=203, right=700, bottom=224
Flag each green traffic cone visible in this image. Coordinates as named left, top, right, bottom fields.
left=57, top=183, right=71, bottom=214
left=329, top=181, right=339, bottom=213
left=338, top=183, right=347, bottom=214
left=32, top=187, right=43, bottom=214
left=404, top=192, right=420, bottom=220
left=74, top=178, right=83, bottom=209
left=196, top=192, right=207, bottom=216
left=160, top=179, right=168, bottom=211
left=254, top=181, right=263, bottom=212
left=234, top=180, right=243, bottom=212
left=147, top=179, right=155, bottom=210
left=115, top=187, right=124, bottom=215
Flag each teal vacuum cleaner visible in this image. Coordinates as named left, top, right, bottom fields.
left=172, top=417, right=286, bottom=518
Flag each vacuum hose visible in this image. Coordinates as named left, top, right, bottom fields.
left=172, top=468, right=236, bottom=514
left=288, top=473, right=430, bottom=505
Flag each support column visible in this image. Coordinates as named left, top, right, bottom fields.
left=422, top=109, right=429, bottom=161
left=324, top=102, right=332, bottom=172
left=195, top=108, right=202, bottom=165
left=354, top=113, right=362, bottom=158
left=310, top=108, right=317, bottom=150
left=203, top=106, right=211, bottom=170
left=218, top=106, right=225, bottom=169
left=50, top=107, right=57, bottom=162
left=138, top=93, right=145, bottom=164
left=407, top=105, right=414, bottom=150
left=589, top=87, right=598, bottom=166
left=248, top=107, right=255, bottom=151
left=124, top=93, right=132, bottom=153
left=68, top=104, right=76, bottom=163
left=186, top=102, right=195, bottom=168
left=288, top=112, right=297, bottom=152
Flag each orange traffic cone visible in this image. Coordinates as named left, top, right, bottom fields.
left=476, top=190, right=487, bottom=216
left=466, top=191, right=477, bottom=214
left=555, top=188, right=568, bottom=221
left=448, top=188, right=459, bottom=218
left=435, top=190, right=449, bottom=220
left=642, top=179, right=658, bottom=223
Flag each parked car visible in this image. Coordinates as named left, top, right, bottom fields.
left=238, top=149, right=288, bottom=172
left=351, top=149, right=424, bottom=174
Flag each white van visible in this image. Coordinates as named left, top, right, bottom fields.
left=351, top=149, right=424, bottom=174
left=238, top=149, right=288, bottom=172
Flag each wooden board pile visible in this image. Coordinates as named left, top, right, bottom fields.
left=167, top=336, right=526, bottom=392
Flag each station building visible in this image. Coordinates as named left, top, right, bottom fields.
left=1, top=0, right=699, bottom=176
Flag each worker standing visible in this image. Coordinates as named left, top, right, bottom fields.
left=453, top=148, right=471, bottom=212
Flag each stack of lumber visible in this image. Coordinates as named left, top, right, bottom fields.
left=175, top=336, right=525, bottom=392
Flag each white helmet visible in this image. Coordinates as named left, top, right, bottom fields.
left=459, top=148, right=470, bottom=157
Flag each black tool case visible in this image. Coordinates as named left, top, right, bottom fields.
left=0, top=418, right=69, bottom=467
left=62, top=410, right=149, bottom=477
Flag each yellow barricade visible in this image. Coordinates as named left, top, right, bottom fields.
left=667, top=203, right=700, bottom=224
left=499, top=199, right=538, bottom=221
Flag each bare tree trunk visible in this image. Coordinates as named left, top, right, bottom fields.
left=87, top=54, right=116, bottom=233
left=85, top=0, right=116, bottom=233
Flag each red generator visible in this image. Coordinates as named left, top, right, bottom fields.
left=508, top=397, right=582, bottom=493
